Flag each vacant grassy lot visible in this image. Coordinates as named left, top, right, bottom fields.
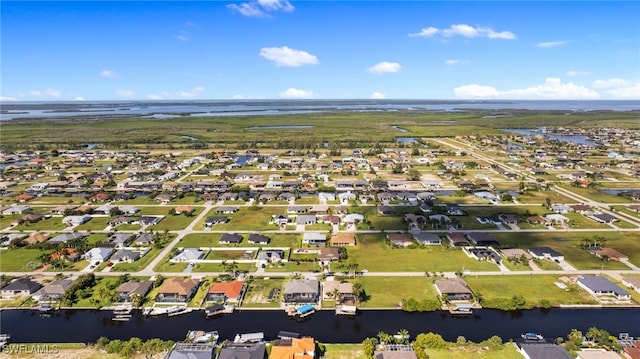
left=0, top=248, right=43, bottom=271
left=422, top=344, right=524, bottom=359
left=75, top=216, right=112, bottom=231
left=195, top=206, right=285, bottom=231
left=323, top=344, right=368, bottom=359
left=514, top=190, right=574, bottom=205
left=13, top=217, right=67, bottom=231
left=192, top=262, right=255, bottom=273
left=465, top=275, right=597, bottom=309
left=558, top=185, right=632, bottom=203
left=353, top=276, right=440, bottom=308
left=204, top=250, right=252, bottom=260
left=348, top=234, right=499, bottom=272
left=492, top=231, right=640, bottom=269
left=242, top=278, right=285, bottom=308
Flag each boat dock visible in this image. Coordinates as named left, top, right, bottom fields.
left=205, top=304, right=234, bottom=317
left=285, top=304, right=316, bottom=320
left=449, top=304, right=473, bottom=316
left=335, top=304, right=357, bottom=316
left=0, top=334, right=10, bottom=348
left=112, top=305, right=133, bottom=321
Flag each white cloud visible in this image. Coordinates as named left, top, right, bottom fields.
left=147, top=86, right=206, bottom=100
left=227, top=0, right=293, bottom=17
left=24, top=88, right=62, bottom=99
left=116, top=89, right=136, bottom=98
left=100, top=70, right=120, bottom=79
left=592, top=78, right=631, bottom=89
left=454, top=78, right=600, bottom=99
left=566, top=70, right=591, bottom=77
left=408, top=27, right=439, bottom=38
left=231, top=94, right=265, bottom=100
left=72, top=97, right=86, bottom=101
left=535, top=41, right=567, bottom=48
left=174, top=34, right=189, bottom=42
left=0, top=96, right=18, bottom=101
left=370, top=92, right=386, bottom=99
left=445, top=59, right=470, bottom=66
left=280, top=88, right=315, bottom=99
left=259, top=46, right=318, bottom=67
left=410, top=24, right=515, bottom=40
left=368, top=61, right=402, bottom=74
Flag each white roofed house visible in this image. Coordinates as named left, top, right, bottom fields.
left=173, top=248, right=203, bottom=262
left=62, top=214, right=92, bottom=226
left=296, top=215, right=317, bottom=226
left=84, top=247, right=114, bottom=263
left=106, top=232, right=134, bottom=248
left=303, top=232, right=327, bottom=246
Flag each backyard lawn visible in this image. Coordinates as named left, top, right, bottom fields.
left=465, top=275, right=597, bottom=309
left=352, top=276, right=441, bottom=308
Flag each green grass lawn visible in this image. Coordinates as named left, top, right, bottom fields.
left=73, top=276, right=124, bottom=308
left=465, top=275, right=597, bottom=309
left=242, top=278, right=285, bottom=308
left=14, top=217, right=67, bottom=231
left=558, top=185, right=632, bottom=203
left=422, top=343, right=524, bottom=359
left=45, top=260, right=89, bottom=272
left=147, top=210, right=201, bottom=231
left=192, top=262, right=255, bottom=273
left=29, top=196, right=87, bottom=205
left=179, top=232, right=300, bottom=248
left=264, top=261, right=321, bottom=272
left=348, top=234, right=499, bottom=272
left=204, top=250, right=252, bottom=260
left=492, top=231, right=639, bottom=269
left=0, top=248, right=44, bottom=271
left=614, top=219, right=638, bottom=229
left=75, top=216, right=112, bottom=231
left=515, top=190, right=574, bottom=205
left=352, top=276, right=441, bottom=308
left=195, top=207, right=284, bottom=231
left=188, top=278, right=212, bottom=308
left=324, top=344, right=368, bottom=359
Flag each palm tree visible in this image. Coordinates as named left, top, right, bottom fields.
left=396, top=329, right=410, bottom=344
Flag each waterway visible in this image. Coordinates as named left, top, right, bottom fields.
left=501, top=129, right=595, bottom=146
left=1, top=308, right=638, bottom=343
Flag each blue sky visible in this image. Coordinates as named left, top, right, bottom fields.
left=1, top=1, right=639, bottom=101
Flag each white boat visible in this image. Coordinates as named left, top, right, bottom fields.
left=187, top=330, right=219, bottom=344
left=167, top=306, right=192, bottom=317
left=521, top=332, right=545, bottom=341
left=335, top=304, right=357, bottom=316
left=113, top=305, right=133, bottom=315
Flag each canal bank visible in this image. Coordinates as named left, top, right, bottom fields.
left=1, top=308, right=638, bottom=344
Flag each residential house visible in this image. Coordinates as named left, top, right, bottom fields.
left=270, top=337, right=315, bottom=359
left=594, top=248, right=628, bottom=261
left=577, top=276, right=631, bottom=300
left=207, top=280, right=246, bottom=303
left=466, top=232, right=500, bottom=246
left=155, top=277, right=200, bottom=303
left=257, top=249, right=285, bottom=263
left=322, top=281, right=354, bottom=302
left=2, top=205, right=31, bottom=215
left=48, top=232, right=85, bottom=244
left=499, top=214, right=518, bottom=225
left=220, top=233, right=243, bottom=244
left=62, top=215, right=92, bottom=226
left=116, top=280, right=153, bottom=302
left=205, top=216, right=229, bottom=227
left=587, top=213, right=618, bottom=224
left=32, top=279, right=74, bottom=303
left=516, top=342, right=573, bottom=359
left=296, top=215, right=317, bottom=226
left=302, top=232, right=327, bottom=246
left=331, top=233, right=356, bottom=246
left=411, top=232, right=442, bottom=245
left=446, top=232, right=470, bottom=247
left=218, top=342, right=266, bottom=359
left=621, top=277, right=640, bottom=293
left=106, top=233, right=133, bottom=248
left=377, top=205, right=395, bottom=215
left=174, top=248, right=203, bottom=262
left=551, top=204, right=571, bottom=214
left=23, top=232, right=49, bottom=245
left=434, top=278, right=473, bottom=301
left=85, top=247, right=114, bottom=262
left=248, top=233, right=270, bottom=245
left=545, top=214, right=569, bottom=224
left=216, top=206, right=239, bottom=214
left=136, top=216, right=163, bottom=226
left=134, top=233, right=156, bottom=246
left=446, top=204, right=464, bottom=216
left=283, top=279, right=320, bottom=303
left=1, top=277, right=42, bottom=299
left=528, top=247, right=564, bottom=262
left=166, top=343, right=215, bottom=359
left=387, top=233, right=414, bottom=247
left=317, top=247, right=341, bottom=263
left=111, top=249, right=142, bottom=263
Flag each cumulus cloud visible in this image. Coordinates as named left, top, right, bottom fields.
left=409, top=24, right=515, bottom=40
left=280, top=88, right=315, bottom=99
left=231, top=94, right=265, bottom=100
left=566, top=70, right=591, bottom=77
left=454, top=78, right=600, bottom=100
left=0, top=96, right=18, bottom=101
left=445, top=59, right=470, bottom=66
left=592, top=78, right=640, bottom=99
left=116, top=89, right=136, bottom=98
left=24, top=88, right=62, bottom=99
left=100, top=70, right=120, bottom=79
left=259, top=46, right=318, bottom=67
left=227, top=0, right=293, bottom=17
left=370, top=92, right=386, bottom=99
left=147, top=86, right=206, bottom=100
left=535, top=41, right=567, bottom=48
left=72, top=97, right=86, bottom=101
left=368, top=61, right=402, bottom=74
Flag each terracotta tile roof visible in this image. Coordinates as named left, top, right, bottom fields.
left=158, top=277, right=200, bottom=296
left=208, top=280, right=244, bottom=299
left=269, top=337, right=315, bottom=359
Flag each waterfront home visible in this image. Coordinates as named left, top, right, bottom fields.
left=207, top=280, right=246, bottom=303
left=577, top=349, right=627, bottom=359
left=387, top=233, right=413, bottom=247
left=155, top=277, right=200, bottom=303
left=166, top=342, right=215, bottom=359
left=302, top=232, right=327, bottom=246
left=1, top=277, right=42, bottom=299
left=577, top=276, right=631, bottom=301
left=173, top=248, right=203, bottom=262
left=322, top=281, right=354, bottom=302
left=218, top=342, right=266, bottom=359
left=269, top=337, right=315, bottom=359
left=283, top=279, right=320, bottom=304
left=220, top=233, right=243, bottom=244
left=116, top=280, right=153, bottom=302
left=32, top=279, right=73, bottom=303
left=621, top=277, right=640, bottom=293
left=516, top=342, right=572, bottom=359
left=84, top=247, right=114, bottom=263
left=48, top=232, right=86, bottom=244
left=434, top=278, right=473, bottom=301
left=528, top=247, right=564, bottom=262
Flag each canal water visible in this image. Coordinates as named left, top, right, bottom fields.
left=2, top=308, right=638, bottom=343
